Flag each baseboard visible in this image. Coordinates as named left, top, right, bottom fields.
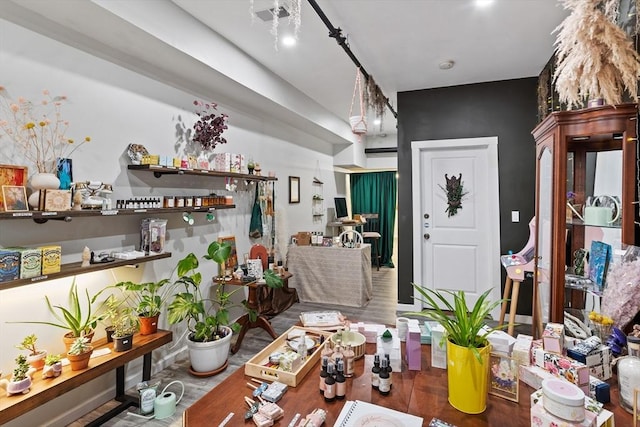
left=396, top=302, right=421, bottom=313
left=6, top=348, right=186, bottom=427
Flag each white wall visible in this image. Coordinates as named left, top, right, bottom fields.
left=0, top=19, right=344, bottom=426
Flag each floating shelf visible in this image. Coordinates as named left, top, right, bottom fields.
left=0, top=205, right=234, bottom=223
left=0, top=252, right=172, bottom=290
left=128, top=164, right=278, bottom=181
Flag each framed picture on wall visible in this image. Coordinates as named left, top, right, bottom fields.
left=289, top=176, right=300, bottom=203
left=0, top=164, right=28, bottom=212
left=2, top=185, right=29, bottom=212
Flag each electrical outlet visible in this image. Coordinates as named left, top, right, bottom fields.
left=511, top=211, right=520, bottom=222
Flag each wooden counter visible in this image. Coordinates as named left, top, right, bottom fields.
left=0, top=330, right=172, bottom=425
left=183, top=340, right=631, bottom=426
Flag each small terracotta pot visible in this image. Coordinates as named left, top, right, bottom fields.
left=139, top=314, right=159, bottom=335
left=67, top=347, right=93, bottom=371
left=26, top=350, right=47, bottom=371
left=63, top=330, right=95, bottom=352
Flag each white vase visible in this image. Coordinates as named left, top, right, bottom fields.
left=28, top=173, right=61, bottom=209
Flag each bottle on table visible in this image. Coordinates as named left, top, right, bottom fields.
left=331, top=343, right=344, bottom=364
left=343, top=344, right=355, bottom=377
left=385, top=353, right=393, bottom=389
left=335, top=359, right=346, bottom=400
left=321, top=340, right=333, bottom=359
left=371, top=354, right=381, bottom=390
left=297, top=332, right=308, bottom=361
left=319, top=356, right=329, bottom=395
left=324, top=362, right=336, bottom=402
left=379, top=358, right=390, bottom=395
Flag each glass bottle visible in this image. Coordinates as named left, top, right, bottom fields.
left=321, top=340, right=333, bottom=359
left=343, top=344, right=355, bottom=377
left=335, top=360, right=346, bottom=400
left=385, top=353, right=393, bottom=389
left=619, top=335, right=640, bottom=413
left=379, top=358, right=390, bottom=395
left=319, top=356, right=329, bottom=395
left=297, top=332, right=308, bottom=362
left=331, top=343, right=343, bottom=364
left=324, top=362, right=336, bottom=402
left=371, top=354, right=381, bottom=390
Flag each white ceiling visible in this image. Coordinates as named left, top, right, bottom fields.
left=173, top=0, right=569, bottom=136
left=0, top=0, right=569, bottom=143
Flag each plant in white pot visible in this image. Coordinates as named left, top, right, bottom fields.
left=408, top=285, right=504, bottom=414
left=42, top=353, right=62, bottom=379
left=16, top=334, right=47, bottom=371
left=167, top=241, right=242, bottom=374
left=0, top=355, right=36, bottom=396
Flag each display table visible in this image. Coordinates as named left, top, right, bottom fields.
left=0, top=330, right=172, bottom=426
left=286, top=244, right=372, bottom=307
left=183, top=339, right=631, bottom=426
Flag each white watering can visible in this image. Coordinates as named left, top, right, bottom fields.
left=567, top=195, right=620, bottom=226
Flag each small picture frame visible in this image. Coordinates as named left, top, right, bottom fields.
left=488, top=353, right=519, bottom=402
left=247, top=259, right=263, bottom=279
left=0, top=164, right=28, bottom=211
left=217, top=235, right=238, bottom=269
left=289, top=176, right=300, bottom=204
left=2, top=185, right=28, bottom=212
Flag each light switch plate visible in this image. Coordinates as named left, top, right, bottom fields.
left=511, top=211, right=520, bottom=222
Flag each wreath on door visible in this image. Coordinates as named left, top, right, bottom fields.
left=440, top=173, right=468, bottom=217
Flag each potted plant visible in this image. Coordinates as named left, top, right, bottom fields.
left=11, top=279, right=105, bottom=351
left=110, top=304, right=140, bottom=352
left=67, top=336, right=93, bottom=371
left=0, top=355, right=36, bottom=396
left=16, top=334, right=47, bottom=371
left=167, top=241, right=242, bottom=373
left=115, top=278, right=174, bottom=335
left=42, top=354, right=63, bottom=379
left=409, top=285, right=504, bottom=414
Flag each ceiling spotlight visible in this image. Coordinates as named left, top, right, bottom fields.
left=475, top=0, right=495, bottom=7
left=373, top=119, right=381, bottom=125
left=282, top=35, right=297, bottom=47
left=439, top=60, right=455, bottom=70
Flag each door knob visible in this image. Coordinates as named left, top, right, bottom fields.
left=424, top=233, right=430, bottom=240
left=424, top=213, right=430, bottom=219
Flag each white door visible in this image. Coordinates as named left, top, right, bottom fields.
left=411, top=137, right=501, bottom=317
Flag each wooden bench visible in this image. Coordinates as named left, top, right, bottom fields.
left=0, top=329, right=172, bottom=426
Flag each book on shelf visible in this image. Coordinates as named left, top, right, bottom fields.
left=334, top=400, right=423, bottom=427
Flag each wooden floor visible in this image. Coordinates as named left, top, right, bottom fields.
left=68, top=265, right=400, bottom=426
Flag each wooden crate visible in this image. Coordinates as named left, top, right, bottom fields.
left=244, top=326, right=331, bottom=387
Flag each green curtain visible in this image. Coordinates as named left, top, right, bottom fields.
left=350, top=171, right=397, bottom=267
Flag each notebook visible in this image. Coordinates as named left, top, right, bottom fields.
left=334, top=400, right=423, bottom=427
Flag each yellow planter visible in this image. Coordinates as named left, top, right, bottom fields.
left=447, top=340, right=490, bottom=414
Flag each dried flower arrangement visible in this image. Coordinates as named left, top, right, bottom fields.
left=0, top=87, right=90, bottom=173
left=553, top=0, right=640, bottom=108
left=192, top=100, right=228, bottom=151
left=364, top=75, right=388, bottom=131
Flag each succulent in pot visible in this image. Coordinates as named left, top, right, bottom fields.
left=67, top=336, right=93, bottom=371
left=0, top=355, right=36, bottom=396
left=42, top=354, right=62, bottom=379
left=16, top=333, right=47, bottom=371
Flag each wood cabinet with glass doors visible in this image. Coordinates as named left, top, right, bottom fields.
left=532, top=103, right=637, bottom=330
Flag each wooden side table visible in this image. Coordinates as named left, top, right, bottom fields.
left=230, top=272, right=293, bottom=354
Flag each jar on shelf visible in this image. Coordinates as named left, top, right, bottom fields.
left=618, top=335, right=640, bottom=413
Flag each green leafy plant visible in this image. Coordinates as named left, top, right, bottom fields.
left=408, top=284, right=504, bottom=362
left=11, top=279, right=105, bottom=338
left=16, top=334, right=40, bottom=356
left=12, top=355, right=30, bottom=381
left=68, top=336, right=91, bottom=355
left=44, top=354, right=62, bottom=366
left=114, top=278, right=174, bottom=318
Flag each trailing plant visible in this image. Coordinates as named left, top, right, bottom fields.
left=11, top=279, right=105, bottom=338
left=12, top=355, right=30, bottom=381
left=408, top=285, right=504, bottom=363
left=68, top=336, right=91, bottom=355
left=16, top=334, right=41, bottom=356
left=44, top=354, right=62, bottom=366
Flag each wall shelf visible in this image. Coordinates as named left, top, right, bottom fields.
left=128, top=164, right=278, bottom=181
left=0, top=252, right=172, bottom=291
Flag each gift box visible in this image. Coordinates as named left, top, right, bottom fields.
left=231, top=153, right=244, bottom=173
left=530, top=400, right=597, bottom=427
left=513, top=334, right=534, bottom=367
left=405, top=325, right=421, bottom=371
left=567, top=345, right=612, bottom=381
left=542, top=322, right=565, bottom=354
left=533, top=347, right=589, bottom=387
left=431, top=324, right=447, bottom=369
left=9, top=247, right=41, bottom=279
left=0, top=249, right=20, bottom=282
left=519, top=365, right=556, bottom=390
left=214, top=153, right=232, bottom=172
left=589, top=376, right=610, bottom=404
left=531, top=389, right=613, bottom=427
left=40, top=245, right=61, bottom=274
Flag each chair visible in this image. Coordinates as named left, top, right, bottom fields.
left=360, top=213, right=382, bottom=270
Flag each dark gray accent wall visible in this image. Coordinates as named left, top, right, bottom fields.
left=397, top=77, right=539, bottom=314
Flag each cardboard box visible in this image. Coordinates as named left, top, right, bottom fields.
left=40, top=245, right=62, bottom=274
left=589, top=376, right=610, bottom=404
left=542, top=322, right=565, bottom=354
left=533, top=347, right=589, bottom=387
left=431, top=324, right=447, bottom=369
left=214, top=153, right=231, bottom=172
left=531, top=389, right=614, bottom=427
left=405, top=325, right=421, bottom=370
left=0, top=249, right=20, bottom=282
left=9, top=247, right=41, bottom=279
left=296, top=232, right=311, bottom=246
left=245, top=326, right=332, bottom=387
left=530, top=400, right=597, bottom=427
left=567, top=345, right=612, bottom=381
left=513, top=334, right=534, bottom=366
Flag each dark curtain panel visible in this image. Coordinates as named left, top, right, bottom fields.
left=350, top=171, right=397, bottom=267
